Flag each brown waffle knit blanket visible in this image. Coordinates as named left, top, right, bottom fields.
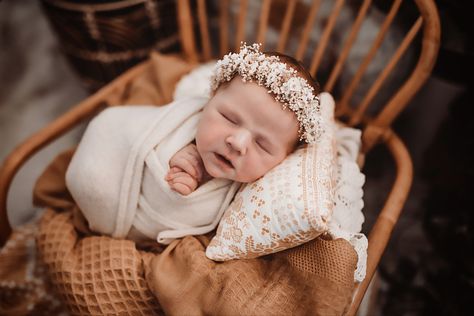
left=29, top=52, right=358, bottom=315
left=33, top=149, right=357, bottom=316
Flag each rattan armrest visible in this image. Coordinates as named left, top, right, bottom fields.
left=0, top=61, right=151, bottom=247
left=347, top=129, right=413, bottom=315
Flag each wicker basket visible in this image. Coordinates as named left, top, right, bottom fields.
left=41, top=0, right=181, bottom=91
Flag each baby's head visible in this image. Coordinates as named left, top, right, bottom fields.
left=196, top=44, right=321, bottom=183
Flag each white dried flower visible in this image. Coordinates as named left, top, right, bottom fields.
left=210, top=43, right=323, bottom=143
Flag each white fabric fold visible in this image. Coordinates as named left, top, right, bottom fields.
left=66, top=97, right=240, bottom=244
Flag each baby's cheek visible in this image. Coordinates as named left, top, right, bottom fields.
left=195, top=129, right=208, bottom=152
left=207, top=119, right=225, bottom=136
left=197, top=119, right=220, bottom=145
left=238, top=159, right=266, bottom=183
left=248, top=154, right=286, bottom=181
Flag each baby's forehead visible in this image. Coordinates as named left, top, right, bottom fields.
left=214, top=78, right=300, bottom=144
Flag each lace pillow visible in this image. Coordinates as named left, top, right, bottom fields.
left=205, top=92, right=337, bottom=260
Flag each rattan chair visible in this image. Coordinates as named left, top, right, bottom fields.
left=0, top=0, right=440, bottom=314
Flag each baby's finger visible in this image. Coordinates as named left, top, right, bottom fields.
left=182, top=151, right=204, bottom=180
left=165, top=167, right=183, bottom=180
left=170, top=166, right=182, bottom=173
left=168, top=174, right=197, bottom=195
left=169, top=182, right=193, bottom=196
left=166, top=170, right=189, bottom=181
left=171, top=173, right=198, bottom=188
left=170, top=157, right=199, bottom=179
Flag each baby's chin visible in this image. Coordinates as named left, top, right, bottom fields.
left=204, top=167, right=220, bottom=179
left=229, top=173, right=262, bottom=183
left=204, top=165, right=257, bottom=183
left=202, top=161, right=232, bottom=180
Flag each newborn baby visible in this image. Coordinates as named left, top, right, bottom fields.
left=66, top=44, right=323, bottom=244
left=165, top=74, right=300, bottom=195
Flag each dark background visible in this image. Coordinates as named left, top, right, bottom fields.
left=369, top=1, right=473, bottom=315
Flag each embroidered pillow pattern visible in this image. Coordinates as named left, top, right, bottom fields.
left=206, top=136, right=336, bottom=260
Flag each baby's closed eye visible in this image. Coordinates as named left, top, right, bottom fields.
left=220, top=111, right=238, bottom=124
left=255, top=138, right=273, bottom=154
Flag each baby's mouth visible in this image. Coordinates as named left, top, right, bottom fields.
left=215, top=153, right=233, bottom=169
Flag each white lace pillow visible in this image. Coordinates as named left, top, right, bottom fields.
left=205, top=92, right=337, bottom=260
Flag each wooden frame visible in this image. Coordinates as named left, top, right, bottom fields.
left=0, top=0, right=440, bottom=315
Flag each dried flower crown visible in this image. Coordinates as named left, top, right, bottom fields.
left=210, top=43, right=323, bottom=143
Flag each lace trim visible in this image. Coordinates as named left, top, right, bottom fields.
left=329, top=125, right=367, bottom=282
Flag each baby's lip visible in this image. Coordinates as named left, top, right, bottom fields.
left=215, top=152, right=234, bottom=169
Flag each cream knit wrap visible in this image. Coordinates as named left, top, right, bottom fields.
left=65, top=97, right=240, bottom=244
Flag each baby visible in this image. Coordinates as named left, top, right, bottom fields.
left=166, top=50, right=321, bottom=196
left=166, top=76, right=297, bottom=195
left=66, top=44, right=323, bottom=244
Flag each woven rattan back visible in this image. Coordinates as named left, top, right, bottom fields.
left=177, top=0, right=440, bottom=151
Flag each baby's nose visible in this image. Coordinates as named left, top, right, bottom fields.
left=226, top=129, right=251, bottom=155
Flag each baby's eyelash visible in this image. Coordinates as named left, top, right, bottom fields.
left=256, top=140, right=270, bottom=153
left=221, top=112, right=236, bottom=124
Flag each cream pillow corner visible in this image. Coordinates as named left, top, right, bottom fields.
left=206, top=92, right=338, bottom=260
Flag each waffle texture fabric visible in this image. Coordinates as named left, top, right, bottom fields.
left=36, top=209, right=162, bottom=315
left=33, top=148, right=358, bottom=315
left=28, top=53, right=359, bottom=315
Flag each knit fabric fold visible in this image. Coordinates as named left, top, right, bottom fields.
left=65, top=97, right=240, bottom=244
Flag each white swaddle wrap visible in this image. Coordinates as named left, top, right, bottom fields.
left=66, top=97, right=240, bottom=244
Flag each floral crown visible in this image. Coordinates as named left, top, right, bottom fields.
left=210, top=43, right=323, bottom=144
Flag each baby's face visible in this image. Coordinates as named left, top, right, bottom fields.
left=195, top=76, right=299, bottom=183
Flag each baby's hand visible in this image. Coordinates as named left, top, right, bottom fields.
left=165, top=144, right=206, bottom=195
left=166, top=166, right=199, bottom=196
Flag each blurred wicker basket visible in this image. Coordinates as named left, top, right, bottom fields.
left=41, top=0, right=181, bottom=91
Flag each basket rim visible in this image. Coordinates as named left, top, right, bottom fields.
left=42, top=0, right=170, bottom=12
